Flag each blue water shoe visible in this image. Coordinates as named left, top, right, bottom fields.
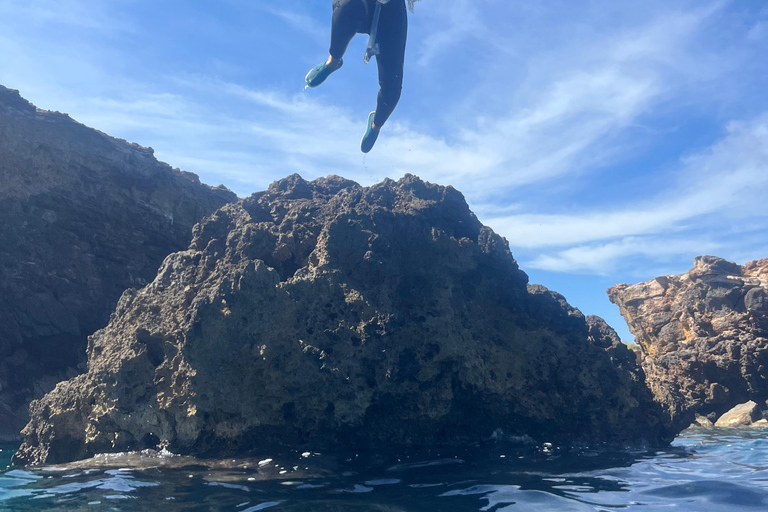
left=305, top=59, right=343, bottom=88
left=361, top=111, right=380, bottom=153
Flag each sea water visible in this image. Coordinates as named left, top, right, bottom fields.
left=1, top=428, right=767, bottom=511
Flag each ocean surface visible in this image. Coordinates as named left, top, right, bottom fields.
left=1, top=428, right=767, bottom=511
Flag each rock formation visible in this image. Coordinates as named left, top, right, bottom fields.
left=713, top=401, right=761, bottom=428
left=14, top=174, right=673, bottom=465
left=608, top=256, right=768, bottom=428
left=0, top=85, right=236, bottom=440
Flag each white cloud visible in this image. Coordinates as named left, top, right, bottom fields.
left=500, top=113, right=768, bottom=272
left=529, top=236, right=723, bottom=275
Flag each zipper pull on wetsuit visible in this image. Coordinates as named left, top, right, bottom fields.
left=365, top=0, right=392, bottom=64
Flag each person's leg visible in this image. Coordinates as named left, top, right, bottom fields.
left=330, top=0, right=367, bottom=61
left=373, top=0, right=407, bottom=128
left=361, top=0, right=407, bottom=152
left=307, top=0, right=367, bottom=88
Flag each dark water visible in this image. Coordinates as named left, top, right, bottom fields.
left=1, top=429, right=767, bottom=511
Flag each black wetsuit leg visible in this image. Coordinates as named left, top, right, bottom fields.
left=329, top=0, right=407, bottom=127
left=373, top=0, right=407, bottom=127
left=330, top=0, right=368, bottom=60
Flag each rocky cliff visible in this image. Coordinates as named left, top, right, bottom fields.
left=0, top=85, right=236, bottom=440
left=14, top=174, right=673, bottom=465
left=608, top=256, right=768, bottom=427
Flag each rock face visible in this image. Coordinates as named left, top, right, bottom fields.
left=14, top=174, right=673, bottom=465
left=0, top=85, right=236, bottom=440
left=608, top=256, right=768, bottom=429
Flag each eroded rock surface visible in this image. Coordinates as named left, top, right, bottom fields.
left=608, top=256, right=768, bottom=428
left=0, top=85, right=236, bottom=440
left=14, top=174, right=672, bottom=465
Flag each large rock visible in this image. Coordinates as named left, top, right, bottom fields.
left=608, top=256, right=768, bottom=429
left=13, top=174, right=673, bottom=465
left=714, top=401, right=760, bottom=428
left=0, top=85, right=236, bottom=440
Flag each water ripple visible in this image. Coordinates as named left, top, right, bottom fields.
left=1, top=430, right=767, bottom=510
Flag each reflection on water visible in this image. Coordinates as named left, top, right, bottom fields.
left=1, top=428, right=767, bottom=511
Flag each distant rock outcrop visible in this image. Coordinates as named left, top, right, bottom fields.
left=14, top=174, right=673, bottom=466
left=608, top=256, right=768, bottom=429
left=0, top=85, right=236, bottom=440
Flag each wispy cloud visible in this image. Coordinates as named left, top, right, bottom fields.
left=529, top=237, right=724, bottom=276
left=252, top=5, right=328, bottom=43
left=503, top=113, right=768, bottom=273
left=413, top=0, right=494, bottom=67
left=0, top=0, right=135, bottom=33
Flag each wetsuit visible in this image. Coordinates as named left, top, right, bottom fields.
left=330, top=0, right=408, bottom=127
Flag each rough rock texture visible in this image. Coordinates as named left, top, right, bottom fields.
left=0, top=85, right=236, bottom=440
left=14, top=174, right=673, bottom=465
left=714, top=401, right=760, bottom=428
left=608, top=256, right=768, bottom=429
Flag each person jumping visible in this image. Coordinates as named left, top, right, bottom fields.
left=306, top=0, right=414, bottom=153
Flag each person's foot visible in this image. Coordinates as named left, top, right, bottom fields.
left=361, top=112, right=380, bottom=153
left=305, top=58, right=343, bottom=88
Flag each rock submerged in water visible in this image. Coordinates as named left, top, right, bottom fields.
left=608, top=256, right=768, bottom=430
left=14, top=174, right=673, bottom=465
left=0, top=85, right=236, bottom=441
left=691, top=415, right=714, bottom=428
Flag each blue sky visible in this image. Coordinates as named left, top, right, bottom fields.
left=1, top=0, right=767, bottom=341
